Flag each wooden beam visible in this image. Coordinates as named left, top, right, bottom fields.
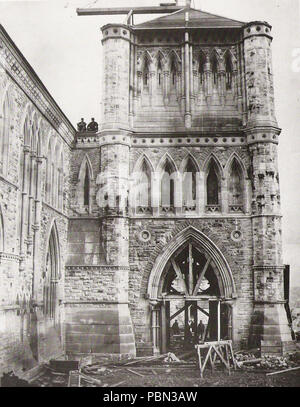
left=188, top=243, right=193, bottom=295
left=193, top=258, right=211, bottom=296
left=76, top=6, right=182, bottom=16
left=170, top=304, right=187, bottom=321
left=171, top=259, right=188, bottom=294
left=196, top=305, right=209, bottom=317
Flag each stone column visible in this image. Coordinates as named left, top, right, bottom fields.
left=150, top=300, right=160, bottom=355
left=184, top=30, right=192, bottom=128
left=243, top=22, right=294, bottom=354
left=19, top=145, right=30, bottom=270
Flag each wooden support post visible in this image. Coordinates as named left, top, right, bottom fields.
left=192, top=301, right=198, bottom=343
left=217, top=300, right=221, bottom=342
left=184, top=301, right=190, bottom=346
left=188, top=243, right=193, bottom=295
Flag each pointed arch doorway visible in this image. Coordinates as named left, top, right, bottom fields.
left=147, top=227, right=236, bottom=354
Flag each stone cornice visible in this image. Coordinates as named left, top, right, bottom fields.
left=0, top=25, right=76, bottom=146
left=0, top=252, right=20, bottom=263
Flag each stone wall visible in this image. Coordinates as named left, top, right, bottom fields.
left=0, top=30, right=74, bottom=374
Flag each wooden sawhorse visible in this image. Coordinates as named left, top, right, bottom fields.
left=195, top=340, right=237, bottom=378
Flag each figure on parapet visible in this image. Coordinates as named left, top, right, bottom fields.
left=87, top=118, right=98, bottom=132
left=77, top=118, right=87, bottom=132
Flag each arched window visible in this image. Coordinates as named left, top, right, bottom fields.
left=170, top=55, right=177, bottom=87
left=45, top=140, right=52, bottom=203
left=211, top=54, right=218, bottom=86
left=84, top=163, right=90, bottom=206
left=44, top=225, right=59, bottom=322
left=77, top=155, right=92, bottom=212
left=53, top=142, right=60, bottom=208
left=199, top=51, right=206, bottom=85
left=157, top=53, right=163, bottom=87
left=228, top=159, right=244, bottom=211
left=182, top=158, right=197, bottom=210
left=207, top=161, right=220, bottom=206
left=58, top=152, right=64, bottom=211
left=225, top=53, right=233, bottom=90
left=0, top=92, right=10, bottom=175
left=143, top=56, right=150, bottom=87
left=0, top=208, right=4, bottom=253
left=51, top=161, right=55, bottom=206
left=136, top=160, right=151, bottom=210
left=161, top=160, right=175, bottom=208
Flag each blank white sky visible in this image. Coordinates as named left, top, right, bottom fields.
left=1, top=0, right=300, bottom=286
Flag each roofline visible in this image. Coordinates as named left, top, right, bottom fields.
left=0, top=24, right=76, bottom=137
left=134, top=6, right=246, bottom=29
left=132, top=26, right=244, bottom=30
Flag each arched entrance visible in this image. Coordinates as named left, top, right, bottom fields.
left=147, top=227, right=236, bottom=354
left=43, top=223, right=60, bottom=326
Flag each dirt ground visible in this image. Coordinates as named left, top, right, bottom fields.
left=35, top=364, right=300, bottom=388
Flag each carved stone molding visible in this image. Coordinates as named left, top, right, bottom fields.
left=0, top=252, right=20, bottom=263
left=65, top=265, right=130, bottom=271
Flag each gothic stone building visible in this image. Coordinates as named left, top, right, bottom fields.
left=0, top=4, right=294, bottom=376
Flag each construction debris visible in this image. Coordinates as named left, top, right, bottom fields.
left=235, top=351, right=299, bottom=371
left=79, top=372, right=102, bottom=386
left=266, top=366, right=300, bottom=376
left=164, top=352, right=181, bottom=363
left=68, top=371, right=81, bottom=387
left=49, top=359, right=79, bottom=373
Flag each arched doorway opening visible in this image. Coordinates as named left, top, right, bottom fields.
left=147, top=227, right=236, bottom=354
left=43, top=223, right=60, bottom=326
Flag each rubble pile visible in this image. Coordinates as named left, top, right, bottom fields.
left=235, top=351, right=299, bottom=371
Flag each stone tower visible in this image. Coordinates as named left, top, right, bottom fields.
left=65, top=2, right=294, bottom=358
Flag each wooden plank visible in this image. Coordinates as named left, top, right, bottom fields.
left=239, top=358, right=262, bottom=365
left=171, top=259, right=188, bottom=294
left=212, top=345, right=229, bottom=369
left=126, top=368, right=144, bottom=377
left=193, top=259, right=211, bottom=296
left=79, top=372, right=102, bottom=386
left=111, top=381, right=126, bottom=387
left=188, top=243, right=193, bottom=295
left=76, top=6, right=182, bottom=16
left=266, top=366, right=300, bottom=376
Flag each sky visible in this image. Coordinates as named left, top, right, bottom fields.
left=0, top=0, right=300, bottom=286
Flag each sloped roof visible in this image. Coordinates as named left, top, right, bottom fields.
left=133, top=7, right=245, bottom=30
